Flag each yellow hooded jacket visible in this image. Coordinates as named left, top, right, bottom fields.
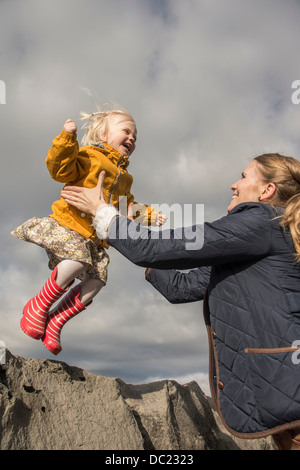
left=46, top=129, right=159, bottom=247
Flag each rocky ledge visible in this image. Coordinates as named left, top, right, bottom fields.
left=0, top=350, right=275, bottom=450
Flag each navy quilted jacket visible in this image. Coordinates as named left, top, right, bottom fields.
left=108, top=202, right=300, bottom=438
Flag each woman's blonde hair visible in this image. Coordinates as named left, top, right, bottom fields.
left=255, top=153, right=300, bottom=262
left=80, top=106, right=136, bottom=146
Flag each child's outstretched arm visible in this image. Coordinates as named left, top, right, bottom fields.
left=125, top=194, right=167, bottom=227
left=46, top=119, right=81, bottom=183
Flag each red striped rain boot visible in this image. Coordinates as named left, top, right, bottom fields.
left=20, top=267, right=72, bottom=340
left=42, top=285, right=92, bottom=355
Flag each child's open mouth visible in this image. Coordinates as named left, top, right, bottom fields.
left=122, top=143, right=131, bottom=154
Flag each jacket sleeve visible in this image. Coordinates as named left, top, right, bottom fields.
left=132, top=203, right=160, bottom=226
left=123, top=193, right=160, bottom=226
left=45, top=129, right=81, bottom=183
left=107, top=203, right=273, bottom=270
left=146, top=266, right=211, bottom=303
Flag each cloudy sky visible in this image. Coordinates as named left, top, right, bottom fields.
left=1, top=0, right=300, bottom=394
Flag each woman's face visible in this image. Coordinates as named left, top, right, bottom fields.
left=227, top=160, right=266, bottom=212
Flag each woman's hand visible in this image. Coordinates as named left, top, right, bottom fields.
left=61, top=171, right=107, bottom=216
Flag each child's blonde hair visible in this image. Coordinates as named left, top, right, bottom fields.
left=80, top=106, right=136, bottom=146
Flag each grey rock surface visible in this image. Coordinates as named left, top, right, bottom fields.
left=0, top=350, right=276, bottom=450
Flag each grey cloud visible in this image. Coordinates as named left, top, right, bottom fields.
left=1, top=0, right=300, bottom=390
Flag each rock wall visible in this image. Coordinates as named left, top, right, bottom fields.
left=0, top=350, right=275, bottom=450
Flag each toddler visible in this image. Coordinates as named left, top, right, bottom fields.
left=12, top=107, right=166, bottom=355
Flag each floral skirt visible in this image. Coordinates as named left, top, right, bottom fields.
left=11, top=217, right=109, bottom=283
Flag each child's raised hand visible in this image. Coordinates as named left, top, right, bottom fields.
left=156, top=213, right=168, bottom=226
left=63, top=119, right=77, bottom=134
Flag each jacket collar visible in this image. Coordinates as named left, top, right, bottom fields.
left=93, top=142, right=130, bottom=169
left=228, top=202, right=284, bottom=216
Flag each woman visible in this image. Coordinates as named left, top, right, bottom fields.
left=61, top=153, right=300, bottom=450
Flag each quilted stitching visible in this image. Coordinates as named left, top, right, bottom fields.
left=142, top=203, right=300, bottom=436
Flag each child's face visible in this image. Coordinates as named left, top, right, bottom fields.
left=104, top=115, right=137, bottom=157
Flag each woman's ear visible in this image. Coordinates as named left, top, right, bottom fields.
left=259, top=182, right=277, bottom=201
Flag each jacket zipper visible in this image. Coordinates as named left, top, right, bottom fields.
left=108, top=156, right=124, bottom=204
